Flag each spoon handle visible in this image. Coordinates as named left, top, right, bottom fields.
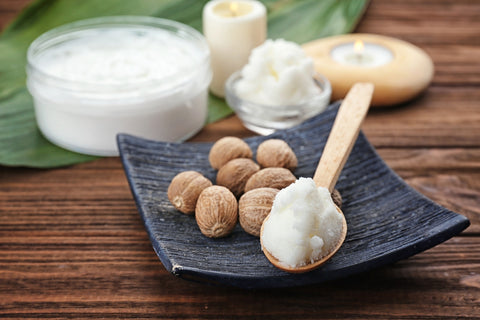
left=313, top=82, right=374, bottom=192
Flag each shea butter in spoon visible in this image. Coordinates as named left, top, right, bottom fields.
left=260, top=82, right=374, bottom=273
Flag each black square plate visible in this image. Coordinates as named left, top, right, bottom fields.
left=118, top=102, right=469, bottom=289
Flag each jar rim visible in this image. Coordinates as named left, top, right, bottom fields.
left=26, top=16, right=211, bottom=96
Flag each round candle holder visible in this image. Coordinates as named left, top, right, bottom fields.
left=225, top=71, right=332, bottom=135
left=302, top=33, right=434, bottom=107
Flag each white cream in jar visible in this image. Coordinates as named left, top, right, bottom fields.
left=235, top=39, right=321, bottom=106
left=261, top=178, right=344, bottom=268
left=27, top=16, right=212, bottom=156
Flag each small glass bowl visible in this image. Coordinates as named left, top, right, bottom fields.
left=225, top=71, right=332, bottom=135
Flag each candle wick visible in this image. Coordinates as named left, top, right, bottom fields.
left=355, top=52, right=363, bottom=63
left=230, top=2, right=239, bottom=17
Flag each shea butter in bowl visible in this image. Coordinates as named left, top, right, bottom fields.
left=225, top=39, right=331, bottom=135
left=27, top=16, right=212, bottom=156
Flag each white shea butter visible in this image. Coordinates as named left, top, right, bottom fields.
left=261, top=177, right=343, bottom=268
left=35, top=28, right=198, bottom=86
left=235, top=39, right=321, bottom=106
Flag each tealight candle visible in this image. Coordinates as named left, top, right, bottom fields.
left=331, top=40, right=394, bottom=68
left=203, top=0, right=267, bottom=97
left=303, top=34, right=434, bottom=106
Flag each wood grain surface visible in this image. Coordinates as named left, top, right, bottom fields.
left=1, top=0, right=479, bottom=319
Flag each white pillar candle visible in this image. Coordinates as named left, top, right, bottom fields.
left=203, top=0, right=266, bottom=97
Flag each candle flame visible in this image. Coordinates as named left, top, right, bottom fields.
left=230, top=2, right=239, bottom=16
left=354, top=40, right=364, bottom=54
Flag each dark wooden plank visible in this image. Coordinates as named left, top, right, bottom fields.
left=363, top=87, right=480, bottom=148
left=0, top=236, right=478, bottom=319
left=378, top=148, right=480, bottom=174
left=358, top=0, right=480, bottom=46
left=378, top=148, right=480, bottom=232
left=427, top=45, right=480, bottom=86
left=0, top=0, right=479, bottom=318
left=404, top=173, right=480, bottom=232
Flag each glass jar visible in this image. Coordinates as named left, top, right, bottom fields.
left=27, top=16, right=212, bottom=156
left=225, top=71, right=331, bottom=135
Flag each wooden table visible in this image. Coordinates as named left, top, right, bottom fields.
left=1, top=0, right=479, bottom=318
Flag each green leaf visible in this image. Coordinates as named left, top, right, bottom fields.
left=0, top=0, right=368, bottom=168
left=267, top=0, right=368, bottom=43
left=207, top=94, right=233, bottom=124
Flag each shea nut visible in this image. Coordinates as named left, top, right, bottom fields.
left=195, top=186, right=238, bottom=238
left=209, top=136, right=253, bottom=170
left=167, top=171, right=212, bottom=214
left=239, top=187, right=279, bottom=237
left=256, top=139, right=297, bottom=171
left=216, top=158, right=260, bottom=197
left=245, top=167, right=296, bottom=192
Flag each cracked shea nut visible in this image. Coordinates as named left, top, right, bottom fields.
left=239, top=187, right=279, bottom=237
left=244, top=167, right=296, bottom=192
left=256, top=139, right=298, bottom=171
left=209, top=136, right=252, bottom=170
left=216, top=158, right=260, bottom=197
left=195, top=186, right=238, bottom=238
left=167, top=171, right=212, bottom=214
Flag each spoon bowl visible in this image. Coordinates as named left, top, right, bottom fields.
left=260, top=82, right=374, bottom=273
left=260, top=205, right=347, bottom=273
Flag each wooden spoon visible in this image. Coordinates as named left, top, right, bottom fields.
left=260, top=82, right=374, bottom=273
